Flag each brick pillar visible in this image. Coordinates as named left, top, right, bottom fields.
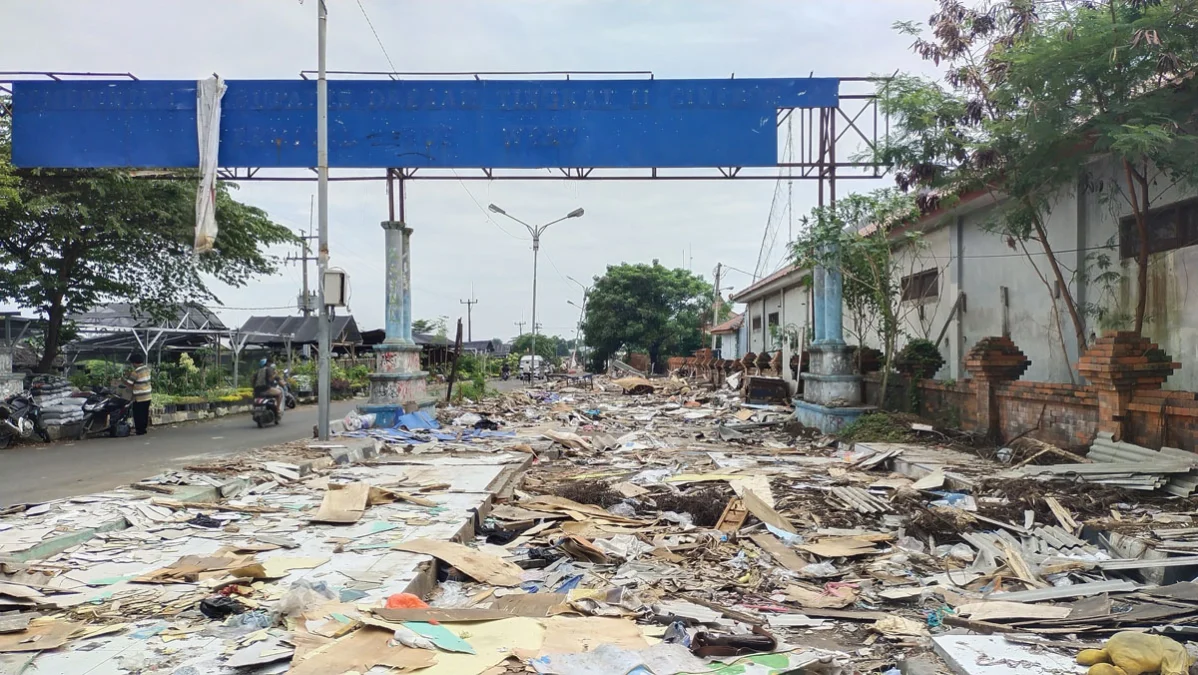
left=1078, top=331, right=1178, bottom=441
left=965, top=337, right=1031, bottom=440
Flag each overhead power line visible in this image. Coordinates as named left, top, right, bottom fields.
left=355, top=0, right=398, bottom=75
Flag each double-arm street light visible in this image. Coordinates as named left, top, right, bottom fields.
left=488, top=204, right=585, bottom=374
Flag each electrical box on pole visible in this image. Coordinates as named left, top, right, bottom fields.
left=323, top=270, right=348, bottom=307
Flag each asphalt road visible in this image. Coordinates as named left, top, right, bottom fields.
left=0, top=399, right=360, bottom=507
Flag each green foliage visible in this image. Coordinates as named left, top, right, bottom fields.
left=895, top=339, right=945, bottom=379
left=454, top=371, right=491, bottom=402
left=882, top=0, right=1198, bottom=347
left=836, top=412, right=914, bottom=443
left=412, top=317, right=449, bottom=339
left=511, top=334, right=567, bottom=365
left=344, top=364, right=371, bottom=390
left=582, top=262, right=713, bottom=371
left=792, top=189, right=923, bottom=403
left=69, top=359, right=127, bottom=391
left=0, top=114, right=296, bottom=371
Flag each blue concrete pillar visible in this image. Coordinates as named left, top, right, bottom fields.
left=812, top=264, right=826, bottom=344
left=381, top=221, right=413, bottom=346
left=401, top=226, right=413, bottom=344
left=824, top=246, right=845, bottom=346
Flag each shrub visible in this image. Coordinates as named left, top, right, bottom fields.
left=895, top=339, right=944, bottom=379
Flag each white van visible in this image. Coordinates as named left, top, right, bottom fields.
left=519, top=355, right=546, bottom=378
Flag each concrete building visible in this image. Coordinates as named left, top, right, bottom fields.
left=729, top=266, right=810, bottom=394
left=731, top=154, right=1198, bottom=391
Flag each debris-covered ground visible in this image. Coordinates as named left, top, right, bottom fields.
left=4, top=375, right=1198, bottom=674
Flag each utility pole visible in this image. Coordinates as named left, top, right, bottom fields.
left=315, top=0, right=331, bottom=440
left=711, top=263, right=722, bottom=350
left=514, top=319, right=526, bottom=336
left=286, top=197, right=319, bottom=317
left=459, top=286, right=478, bottom=342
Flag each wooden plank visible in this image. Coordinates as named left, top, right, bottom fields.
left=715, top=498, right=749, bottom=534
left=741, top=489, right=795, bottom=534
left=749, top=533, right=808, bottom=573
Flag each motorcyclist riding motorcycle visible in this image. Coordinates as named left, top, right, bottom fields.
left=501, top=362, right=511, bottom=381
left=252, top=357, right=284, bottom=420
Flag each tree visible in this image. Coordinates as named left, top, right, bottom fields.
left=883, top=0, right=1198, bottom=362
left=512, top=333, right=565, bottom=365
left=793, top=189, right=924, bottom=400
left=0, top=116, right=295, bottom=371
left=582, top=261, right=712, bottom=372
left=997, top=0, right=1198, bottom=334
left=412, top=317, right=449, bottom=338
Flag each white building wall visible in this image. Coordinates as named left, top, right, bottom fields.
left=733, top=154, right=1198, bottom=390
left=1079, top=156, right=1198, bottom=391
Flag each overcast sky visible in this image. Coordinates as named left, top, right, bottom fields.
left=1, top=0, right=942, bottom=342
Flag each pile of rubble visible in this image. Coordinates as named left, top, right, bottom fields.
left=3, top=375, right=1198, bottom=674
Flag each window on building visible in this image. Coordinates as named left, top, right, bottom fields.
left=751, top=316, right=762, bottom=331
left=1119, top=198, right=1198, bottom=259
left=767, top=312, right=779, bottom=328
left=901, top=269, right=939, bottom=302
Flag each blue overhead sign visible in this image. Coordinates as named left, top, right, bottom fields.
left=11, top=78, right=838, bottom=169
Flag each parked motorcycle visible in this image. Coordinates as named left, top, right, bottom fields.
left=252, top=395, right=281, bottom=428
left=0, top=392, right=50, bottom=449
left=77, top=387, right=133, bottom=439
left=282, top=369, right=297, bottom=410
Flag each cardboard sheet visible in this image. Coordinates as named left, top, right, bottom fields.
left=375, top=607, right=514, bottom=623
left=799, top=537, right=879, bottom=558
left=416, top=618, right=545, bottom=675
left=958, top=601, right=1072, bottom=622
left=392, top=539, right=524, bottom=586
left=0, top=619, right=82, bottom=653
left=310, top=482, right=371, bottom=524
left=286, top=626, right=436, bottom=675
left=535, top=617, right=649, bottom=655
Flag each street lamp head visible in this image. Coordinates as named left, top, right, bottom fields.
left=488, top=204, right=506, bottom=215
left=566, top=208, right=585, bottom=219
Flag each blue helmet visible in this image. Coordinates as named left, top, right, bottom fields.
left=259, top=358, right=268, bottom=367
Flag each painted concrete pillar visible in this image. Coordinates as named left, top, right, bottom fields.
left=401, top=226, right=413, bottom=344
left=824, top=246, right=845, bottom=346
left=362, top=220, right=434, bottom=424
left=382, top=221, right=413, bottom=346
left=812, top=265, right=826, bottom=344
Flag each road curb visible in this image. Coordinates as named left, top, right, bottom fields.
left=4, top=516, right=130, bottom=563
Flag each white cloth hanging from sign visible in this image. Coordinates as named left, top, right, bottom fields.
left=195, top=76, right=227, bottom=253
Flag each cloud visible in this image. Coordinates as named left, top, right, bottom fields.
left=1, top=0, right=942, bottom=340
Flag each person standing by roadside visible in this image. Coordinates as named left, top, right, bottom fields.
left=126, top=353, right=153, bottom=436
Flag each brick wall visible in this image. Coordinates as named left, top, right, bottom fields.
left=857, top=333, right=1198, bottom=453
left=994, top=382, right=1099, bottom=450
left=1126, top=390, right=1198, bottom=451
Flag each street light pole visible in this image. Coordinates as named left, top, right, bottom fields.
left=531, top=234, right=540, bottom=370
left=315, top=0, right=331, bottom=440
left=488, top=204, right=584, bottom=380
left=567, top=275, right=590, bottom=368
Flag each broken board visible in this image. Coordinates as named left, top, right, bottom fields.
left=392, top=539, right=523, bottom=586
left=310, top=482, right=371, bottom=524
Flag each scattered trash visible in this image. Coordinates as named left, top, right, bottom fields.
left=198, top=596, right=246, bottom=619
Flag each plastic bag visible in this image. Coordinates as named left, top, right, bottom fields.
left=430, top=581, right=472, bottom=609
left=385, top=592, right=429, bottom=609
left=342, top=411, right=377, bottom=432
left=277, top=580, right=336, bottom=619
left=1077, top=631, right=1192, bottom=675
